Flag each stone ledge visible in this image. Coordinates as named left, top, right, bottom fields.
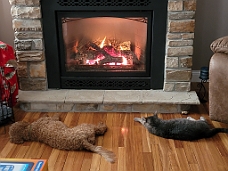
left=18, top=90, right=200, bottom=113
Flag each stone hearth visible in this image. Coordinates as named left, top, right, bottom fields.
left=8, top=0, right=200, bottom=112
left=19, top=90, right=199, bottom=113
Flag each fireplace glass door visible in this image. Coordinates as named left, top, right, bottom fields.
left=58, top=12, right=152, bottom=77
left=62, top=17, right=148, bottom=73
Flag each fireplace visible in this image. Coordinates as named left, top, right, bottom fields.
left=41, top=0, right=168, bottom=90
left=9, top=0, right=198, bottom=112
left=10, top=0, right=196, bottom=92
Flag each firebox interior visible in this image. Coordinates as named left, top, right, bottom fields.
left=58, top=12, right=150, bottom=74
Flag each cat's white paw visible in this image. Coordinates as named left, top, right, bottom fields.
left=134, top=117, right=146, bottom=125
left=134, top=117, right=140, bottom=122
left=187, top=116, right=195, bottom=121
left=200, top=116, right=206, bottom=121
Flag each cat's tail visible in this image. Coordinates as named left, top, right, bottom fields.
left=207, top=128, right=228, bottom=137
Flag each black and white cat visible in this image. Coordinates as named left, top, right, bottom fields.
left=134, top=113, right=228, bottom=140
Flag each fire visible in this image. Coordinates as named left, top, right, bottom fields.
left=86, top=54, right=105, bottom=65
left=71, top=36, right=135, bottom=67
left=73, top=40, right=79, bottom=53
left=99, top=36, right=106, bottom=48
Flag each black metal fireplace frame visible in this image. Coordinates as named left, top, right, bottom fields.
left=41, top=0, right=168, bottom=90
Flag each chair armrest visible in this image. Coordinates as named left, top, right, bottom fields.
left=210, top=36, right=228, bottom=54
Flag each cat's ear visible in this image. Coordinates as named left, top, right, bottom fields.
left=154, top=111, right=158, bottom=117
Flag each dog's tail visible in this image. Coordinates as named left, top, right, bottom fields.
left=93, top=146, right=116, bottom=163
left=83, top=140, right=116, bottom=163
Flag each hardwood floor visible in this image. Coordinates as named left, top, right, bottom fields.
left=1, top=102, right=228, bottom=171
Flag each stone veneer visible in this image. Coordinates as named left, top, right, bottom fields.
left=9, top=0, right=196, bottom=92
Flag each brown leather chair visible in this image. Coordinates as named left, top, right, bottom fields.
left=209, top=36, right=228, bottom=123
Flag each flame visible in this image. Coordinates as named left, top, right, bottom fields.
left=83, top=37, right=132, bottom=66
left=73, top=41, right=79, bottom=53
left=99, top=36, right=106, bottom=48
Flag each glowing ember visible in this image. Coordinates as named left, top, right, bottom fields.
left=122, top=56, right=128, bottom=65
left=86, top=54, right=105, bottom=65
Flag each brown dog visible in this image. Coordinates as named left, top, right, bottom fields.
left=9, top=114, right=115, bottom=163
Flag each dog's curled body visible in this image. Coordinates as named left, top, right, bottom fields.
left=9, top=114, right=115, bottom=163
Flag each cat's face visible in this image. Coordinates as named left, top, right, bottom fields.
left=145, top=115, right=158, bottom=125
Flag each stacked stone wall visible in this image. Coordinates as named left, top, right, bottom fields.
left=164, top=0, right=196, bottom=91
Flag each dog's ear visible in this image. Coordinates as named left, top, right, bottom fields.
left=9, top=121, right=29, bottom=144
left=10, top=137, right=25, bottom=144
left=95, top=122, right=107, bottom=135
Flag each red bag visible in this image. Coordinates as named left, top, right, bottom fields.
left=0, top=41, right=19, bottom=106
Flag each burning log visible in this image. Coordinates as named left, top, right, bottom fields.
left=70, top=38, right=142, bottom=67
left=99, top=55, right=123, bottom=65
left=121, top=50, right=141, bottom=65
left=88, top=42, right=123, bottom=65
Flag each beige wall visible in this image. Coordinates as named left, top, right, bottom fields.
left=0, top=0, right=14, bottom=46
left=1, top=0, right=228, bottom=70
left=193, top=0, right=228, bottom=70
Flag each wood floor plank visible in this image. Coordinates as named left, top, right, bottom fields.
left=99, top=157, right=111, bottom=171
left=80, top=152, right=93, bottom=171
left=169, top=152, right=181, bottom=171
left=189, top=164, right=200, bottom=171
left=175, top=148, right=191, bottom=171
left=151, top=143, right=163, bottom=171
left=204, top=137, right=227, bottom=171
left=182, top=141, right=198, bottom=164
left=14, top=145, right=30, bottom=158
left=61, top=151, right=77, bottom=171
left=132, top=121, right=145, bottom=171
left=40, top=145, right=53, bottom=159
left=0, top=142, right=17, bottom=158
left=117, top=147, right=126, bottom=171
left=53, top=150, right=68, bottom=171
left=158, top=142, right=172, bottom=171
left=139, top=115, right=151, bottom=152
left=47, top=149, right=61, bottom=171
left=72, top=151, right=85, bottom=171
left=89, top=153, right=102, bottom=171
left=110, top=113, right=120, bottom=171
left=102, top=113, right=112, bottom=149
left=142, top=152, right=154, bottom=171
left=63, top=112, right=75, bottom=126
left=192, top=139, right=217, bottom=171
left=0, top=127, right=9, bottom=149
left=23, top=142, right=42, bottom=158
